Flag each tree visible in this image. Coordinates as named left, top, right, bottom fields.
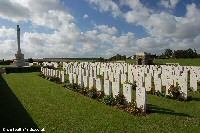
left=98, top=57, right=104, bottom=62
left=173, top=48, right=198, bottom=58
left=193, top=49, right=198, bottom=58
left=164, top=49, right=173, bottom=58
left=173, top=50, right=185, bottom=58
left=186, top=48, right=194, bottom=58
left=28, top=58, right=33, bottom=63
left=122, top=55, right=126, bottom=60
left=116, top=54, right=121, bottom=60
left=127, top=56, right=132, bottom=59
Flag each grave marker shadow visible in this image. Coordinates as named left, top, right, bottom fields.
left=147, top=104, right=193, bottom=117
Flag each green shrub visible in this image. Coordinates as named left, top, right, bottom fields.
left=79, top=87, right=88, bottom=96
left=96, top=90, right=105, bottom=101
left=28, top=58, right=33, bottom=63
left=38, top=72, right=45, bottom=78
left=87, top=87, right=97, bottom=99
left=0, top=60, right=13, bottom=65
left=197, top=81, right=200, bottom=86
left=167, top=85, right=181, bottom=100
left=49, top=76, right=61, bottom=84
left=148, top=87, right=156, bottom=95
left=64, top=83, right=81, bottom=91
left=125, top=101, right=145, bottom=116
left=131, top=81, right=137, bottom=90
left=5, top=66, right=41, bottom=74
left=115, top=93, right=127, bottom=108
left=154, top=90, right=165, bottom=97
left=102, top=95, right=115, bottom=106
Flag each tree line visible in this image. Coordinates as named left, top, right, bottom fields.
left=159, top=48, right=199, bottom=59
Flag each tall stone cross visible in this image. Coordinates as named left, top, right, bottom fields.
left=17, top=25, right=21, bottom=53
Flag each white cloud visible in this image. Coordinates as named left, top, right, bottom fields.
left=120, top=1, right=200, bottom=54
left=1, top=0, right=200, bottom=60
left=0, top=0, right=30, bottom=22
left=121, top=0, right=151, bottom=25
left=0, top=39, right=17, bottom=60
left=83, top=14, right=89, bottom=19
left=0, top=0, right=81, bottom=59
left=0, top=26, right=16, bottom=38
left=161, top=0, right=180, bottom=9
left=87, top=0, right=121, bottom=17
left=145, top=3, right=200, bottom=40
left=95, top=25, right=118, bottom=35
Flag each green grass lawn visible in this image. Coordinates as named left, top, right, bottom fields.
left=1, top=73, right=200, bottom=132
left=153, top=58, right=200, bottom=66
left=0, top=65, right=11, bottom=68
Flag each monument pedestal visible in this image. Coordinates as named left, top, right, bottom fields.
left=10, top=52, right=28, bottom=67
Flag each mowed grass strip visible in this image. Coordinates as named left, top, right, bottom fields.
left=1, top=73, right=200, bottom=132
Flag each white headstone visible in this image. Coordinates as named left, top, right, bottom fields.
left=154, top=78, right=162, bottom=92
left=89, top=77, right=96, bottom=89
left=112, top=81, right=120, bottom=97
left=136, top=87, right=146, bottom=112
left=83, top=76, right=89, bottom=88
left=78, top=75, right=83, bottom=88
left=73, top=74, right=77, bottom=84
left=69, top=73, right=74, bottom=84
left=179, top=80, right=187, bottom=100
left=121, top=74, right=128, bottom=84
left=104, top=79, right=112, bottom=95
left=96, top=78, right=102, bottom=91
left=61, top=71, right=65, bottom=83
left=145, top=74, right=152, bottom=91
left=123, top=84, right=132, bottom=103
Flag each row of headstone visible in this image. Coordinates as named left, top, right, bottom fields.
left=41, top=67, right=65, bottom=83
left=41, top=62, right=200, bottom=112
left=67, top=72, right=146, bottom=112
left=63, top=63, right=184, bottom=87
left=61, top=62, right=200, bottom=100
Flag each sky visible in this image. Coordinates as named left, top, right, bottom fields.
left=0, top=0, right=200, bottom=60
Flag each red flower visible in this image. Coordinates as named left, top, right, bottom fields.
left=171, top=85, right=174, bottom=88
left=168, top=88, right=171, bottom=94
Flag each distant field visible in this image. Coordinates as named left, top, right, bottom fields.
left=1, top=73, right=200, bottom=132
left=154, top=58, right=200, bottom=66
left=126, top=58, right=200, bottom=66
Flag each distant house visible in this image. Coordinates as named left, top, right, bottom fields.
left=135, top=52, right=153, bottom=65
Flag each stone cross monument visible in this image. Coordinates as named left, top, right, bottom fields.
left=17, top=25, right=21, bottom=54
left=10, top=25, right=28, bottom=67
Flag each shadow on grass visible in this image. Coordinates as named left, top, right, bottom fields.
left=187, top=96, right=200, bottom=102
left=0, top=74, right=40, bottom=131
left=147, top=104, right=193, bottom=117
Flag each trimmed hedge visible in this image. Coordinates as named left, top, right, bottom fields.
left=5, top=66, right=41, bottom=74
left=0, top=60, right=13, bottom=65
